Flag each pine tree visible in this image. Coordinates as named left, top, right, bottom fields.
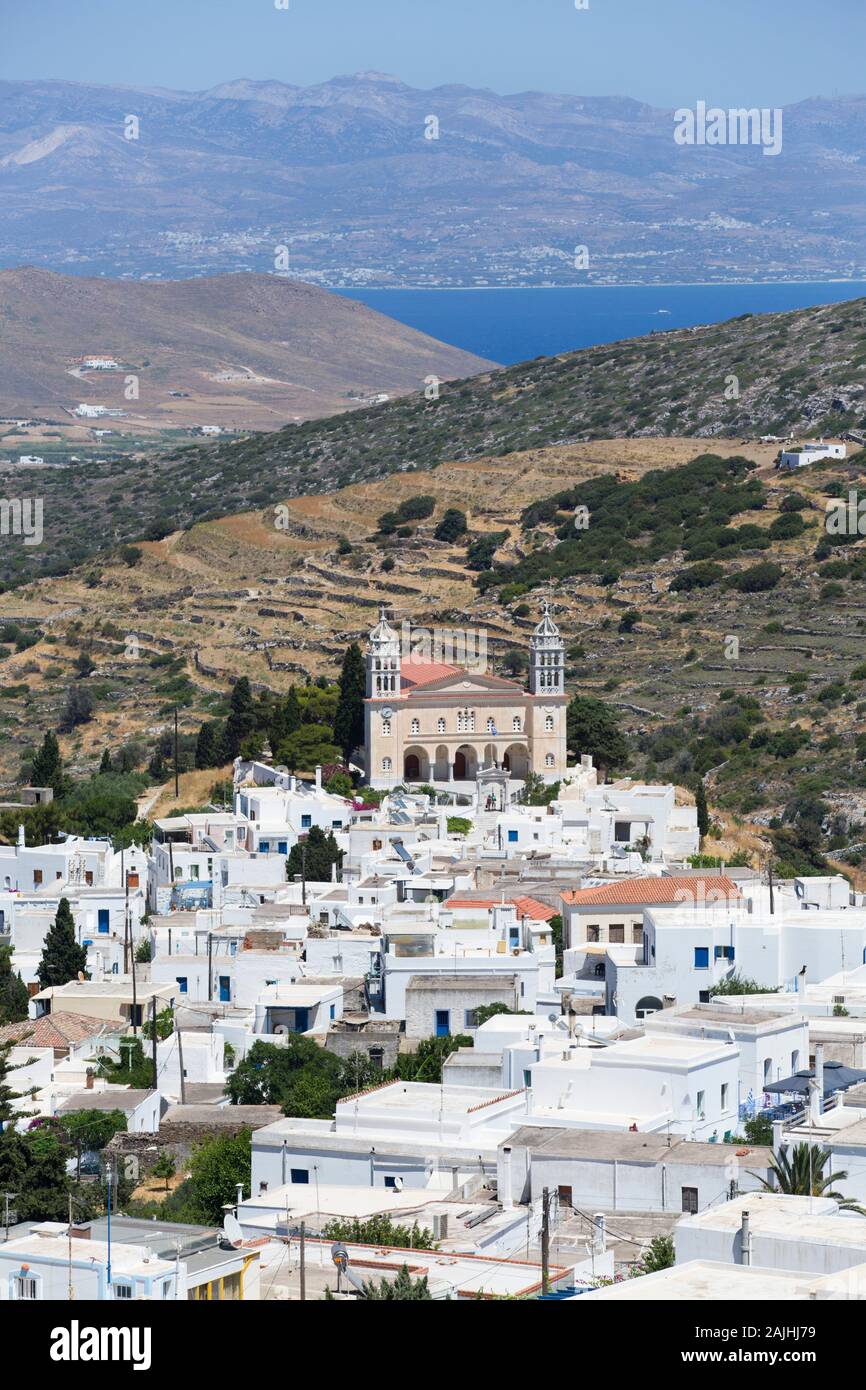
left=36, top=898, right=88, bottom=990
left=333, top=643, right=366, bottom=761
left=99, top=749, right=112, bottom=774
left=223, top=678, right=257, bottom=760
left=31, top=732, right=64, bottom=795
left=695, top=779, right=710, bottom=840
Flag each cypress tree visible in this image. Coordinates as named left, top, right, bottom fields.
left=695, top=779, right=710, bottom=841
left=195, top=720, right=224, bottom=769
left=36, top=898, right=88, bottom=990
left=223, top=678, right=257, bottom=760
left=0, top=947, right=29, bottom=1024
left=31, top=732, right=64, bottom=796
left=333, top=643, right=366, bottom=761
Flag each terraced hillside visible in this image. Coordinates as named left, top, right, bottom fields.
left=3, top=434, right=866, bottom=876
left=3, top=296, right=865, bottom=590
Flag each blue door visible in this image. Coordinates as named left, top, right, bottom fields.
left=294, top=1008, right=309, bottom=1032
left=435, top=1010, right=450, bottom=1037
left=98, top=908, right=110, bottom=934
left=278, top=841, right=288, bottom=855
left=219, top=976, right=231, bottom=1002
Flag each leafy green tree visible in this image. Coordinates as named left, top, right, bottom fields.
left=31, top=731, right=65, bottom=796
left=286, top=825, right=344, bottom=882
left=0, top=1122, right=72, bottom=1222
left=743, top=1114, right=774, bottom=1146
left=60, top=1109, right=127, bottom=1154
left=360, top=1264, right=432, bottom=1300
left=276, top=724, right=342, bottom=773
left=566, top=695, right=629, bottom=775
left=152, top=1152, right=177, bottom=1192
left=333, top=643, right=366, bottom=761
left=633, top=1235, right=675, bottom=1275
left=186, top=1128, right=252, bottom=1223
left=472, top=1003, right=532, bottom=1028
left=226, top=1037, right=342, bottom=1109
left=434, top=508, right=468, bottom=543
left=710, top=973, right=778, bottom=997
left=59, top=684, right=93, bottom=732
left=223, top=677, right=257, bottom=760
left=396, top=1034, right=471, bottom=1084
left=36, top=898, right=88, bottom=989
left=325, top=771, right=353, bottom=797
left=99, top=749, right=112, bottom=774
left=322, top=1215, right=435, bottom=1249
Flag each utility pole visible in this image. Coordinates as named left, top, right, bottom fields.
left=541, top=1187, right=551, bottom=1296
left=176, top=1027, right=187, bottom=1104
left=207, top=932, right=213, bottom=1001
left=301, top=842, right=307, bottom=907
left=122, top=847, right=129, bottom=974
left=174, top=706, right=180, bottom=800
left=150, top=995, right=158, bottom=1090
left=768, top=853, right=775, bottom=916
left=68, top=1192, right=74, bottom=1301
left=299, top=1220, right=306, bottom=1302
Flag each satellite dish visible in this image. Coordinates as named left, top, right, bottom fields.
left=331, top=1242, right=349, bottom=1270
left=392, top=1176, right=404, bottom=1192
left=222, top=1213, right=243, bottom=1248
left=272, top=1024, right=289, bottom=1036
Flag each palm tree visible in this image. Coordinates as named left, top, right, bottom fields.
left=757, top=1143, right=864, bottom=1212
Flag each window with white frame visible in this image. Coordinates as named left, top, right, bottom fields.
left=486, top=718, right=495, bottom=733
left=512, top=716, right=521, bottom=731
left=545, top=753, right=555, bottom=767
left=410, top=718, right=420, bottom=735
left=437, top=717, right=446, bottom=733
left=382, top=757, right=392, bottom=772
left=113, top=1283, right=133, bottom=1300
left=545, top=714, right=554, bottom=732
left=14, top=1275, right=38, bottom=1300
left=382, top=720, right=391, bottom=736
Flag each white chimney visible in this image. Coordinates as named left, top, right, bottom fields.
left=740, top=1210, right=751, bottom=1266
left=593, top=1212, right=606, bottom=1253
left=17, top=823, right=25, bottom=848
left=315, top=765, right=322, bottom=793
left=500, top=1146, right=514, bottom=1210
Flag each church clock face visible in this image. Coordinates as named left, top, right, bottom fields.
left=380, top=706, right=394, bottom=721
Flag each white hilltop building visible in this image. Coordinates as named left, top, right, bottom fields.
left=363, top=602, right=567, bottom=792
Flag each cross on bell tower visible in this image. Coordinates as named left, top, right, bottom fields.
left=529, top=599, right=565, bottom=696
left=367, top=605, right=401, bottom=698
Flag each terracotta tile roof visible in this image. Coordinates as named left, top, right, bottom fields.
left=0, top=1012, right=116, bottom=1048
left=446, top=894, right=556, bottom=921
left=400, top=659, right=459, bottom=690
left=560, top=874, right=742, bottom=908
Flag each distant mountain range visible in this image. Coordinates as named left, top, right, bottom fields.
left=1, top=73, right=864, bottom=285
left=0, top=267, right=492, bottom=426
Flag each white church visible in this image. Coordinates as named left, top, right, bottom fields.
left=363, top=603, right=568, bottom=790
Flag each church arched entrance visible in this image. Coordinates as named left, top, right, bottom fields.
left=403, top=747, right=429, bottom=782
left=503, top=744, right=530, bottom=778
left=453, top=745, right=478, bottom=780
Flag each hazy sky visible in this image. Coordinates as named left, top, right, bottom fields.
left=0, top=0, right=861, bottom=107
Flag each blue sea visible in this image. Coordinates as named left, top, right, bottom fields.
left=340, top=282, right=866, bottom=366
